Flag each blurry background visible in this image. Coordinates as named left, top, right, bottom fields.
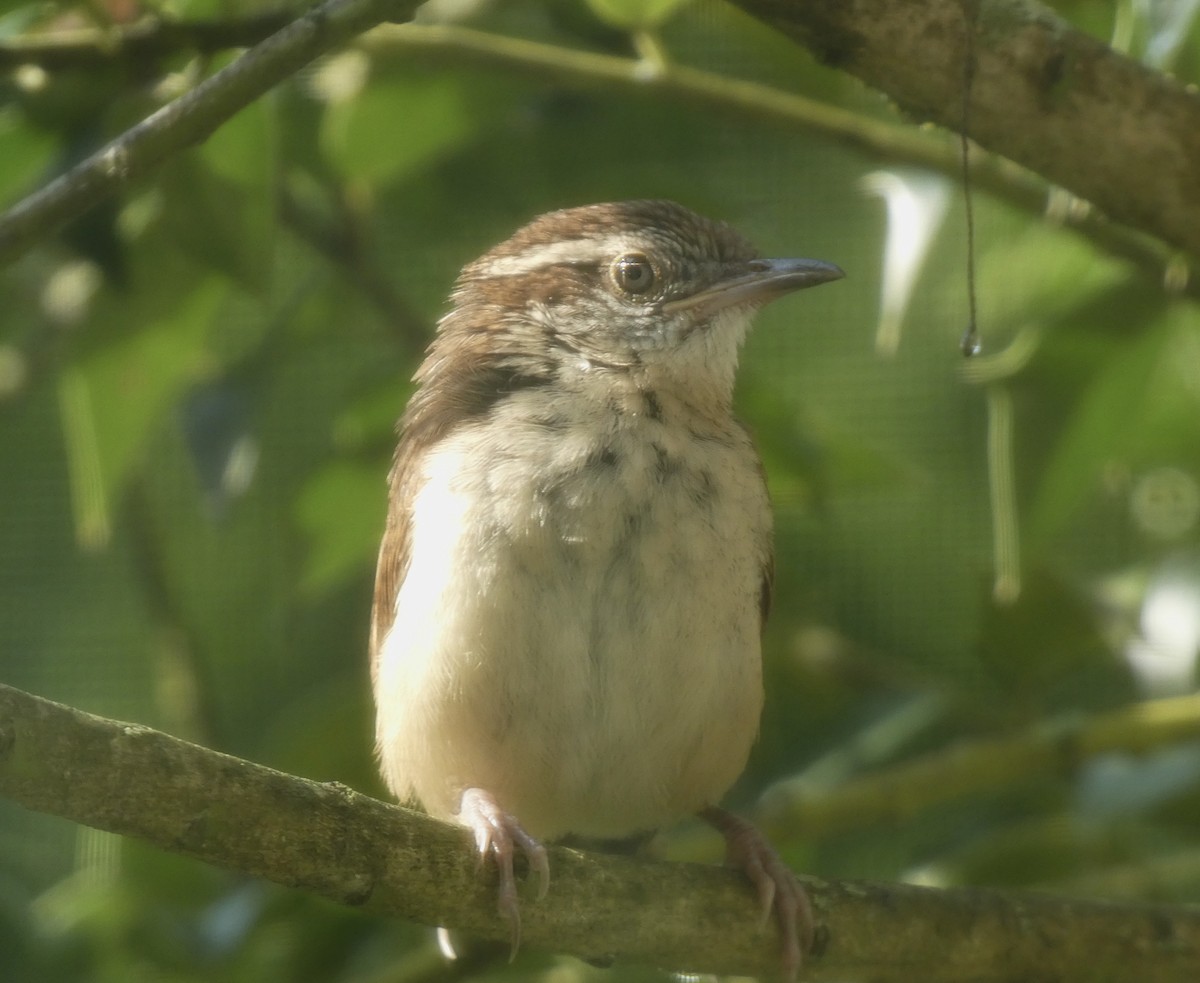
left=1, top=0, right=1199, bottom=980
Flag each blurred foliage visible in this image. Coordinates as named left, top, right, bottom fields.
left=1, top=0, right=1199, bottom=980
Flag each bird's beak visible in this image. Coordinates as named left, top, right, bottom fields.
left=662, top=258, right=844, bottom=317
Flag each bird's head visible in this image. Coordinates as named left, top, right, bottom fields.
left=424, top=200, right=843, bottom=414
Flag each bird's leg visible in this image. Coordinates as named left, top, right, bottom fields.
left=458, top=787, right=550, bottom=959
left=700, top=806, right=814, bottom=981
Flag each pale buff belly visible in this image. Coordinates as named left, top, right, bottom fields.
left=374, top=413, right=769, bottom=839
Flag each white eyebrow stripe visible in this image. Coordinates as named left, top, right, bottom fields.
left=471, top=235, right=633, bottom=278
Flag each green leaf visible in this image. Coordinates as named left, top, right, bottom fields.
left=201, top=93, right=278, bottom=190
left=585, top=0, right=693, bottom=30
left=320, top=72, right=478, bottom=185
left=155, top=100, right=278, bottom=291
left=294, top=458, right=384, bottom=592
left=0, top=108, right=54, bottom=206
left=1030, top=300, right=1200, bottom=543
left=58, top=280, right=225, bottom=549
left=974, top=222, right=1126, bottom=335
left=156, top=154, right=276, bottom=291
left=0, top=1, right=48, bottom=36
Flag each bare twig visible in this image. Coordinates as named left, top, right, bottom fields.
left=0, top=0, right=421, bottom=265
left=278, top=183, right=430, bottom=351
left=0, top=11, right=294, bottom=70
left=759, top=693, right=1200, bottom=841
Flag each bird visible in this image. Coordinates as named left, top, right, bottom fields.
left=369, top=199, right=843, bottom=977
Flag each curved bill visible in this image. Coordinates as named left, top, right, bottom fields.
left=662, top=258, right=844, bottom=317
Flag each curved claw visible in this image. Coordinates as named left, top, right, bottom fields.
left=458, top=788, right=550, bottom=960
left=700, top=806, right=815, bottom=981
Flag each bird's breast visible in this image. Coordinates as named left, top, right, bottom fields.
left=374, top=394, right=771, bottom=838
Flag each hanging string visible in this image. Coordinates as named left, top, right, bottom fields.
left=959, top=1, right=981, bottom=358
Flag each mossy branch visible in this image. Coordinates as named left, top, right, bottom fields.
left=732, top=0, right=1200, bottom=260
left=2, top=682, right=1200, bottom=981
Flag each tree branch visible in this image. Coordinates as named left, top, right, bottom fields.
left=731, top=0, right=1200, bottom=260
left=0, top=11, right=294, bottom=71
left=759, top=692, right=1200, bottom=841
left=0, top=0, right=421, bottom=265
left=2, top=682, right=1199, bottom=981
left=3, top=17, right=1190, bottom=302
left=278, top=181, right=430, bottom=350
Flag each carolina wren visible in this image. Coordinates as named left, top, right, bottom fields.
left=370, top=200, right=843, bottom=976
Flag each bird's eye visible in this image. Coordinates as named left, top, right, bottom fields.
left=610, top=254, right=656, bottom=295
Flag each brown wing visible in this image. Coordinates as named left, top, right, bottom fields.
left=368, top=305, right=558, bottom=683
left=759, top=545, right=774, bottom=632
left=734, top=418, right=774, bottom=635
left=369, top=437, right=420, bottom=686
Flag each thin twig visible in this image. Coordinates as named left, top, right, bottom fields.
left=0, top=11, right=294, bottom=70
left=759, top=693, right=1200, bottom=841
left=0, top=0, right=421, bottom=265
left=278, top=183, right=430, bottom=352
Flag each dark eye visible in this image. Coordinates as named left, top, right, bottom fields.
left=610, top=253, right=656, bottom=295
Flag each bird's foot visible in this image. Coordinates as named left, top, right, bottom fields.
left=458, top=787, right=550, bottom=959
left=700, top=806, right=814, bottom=981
